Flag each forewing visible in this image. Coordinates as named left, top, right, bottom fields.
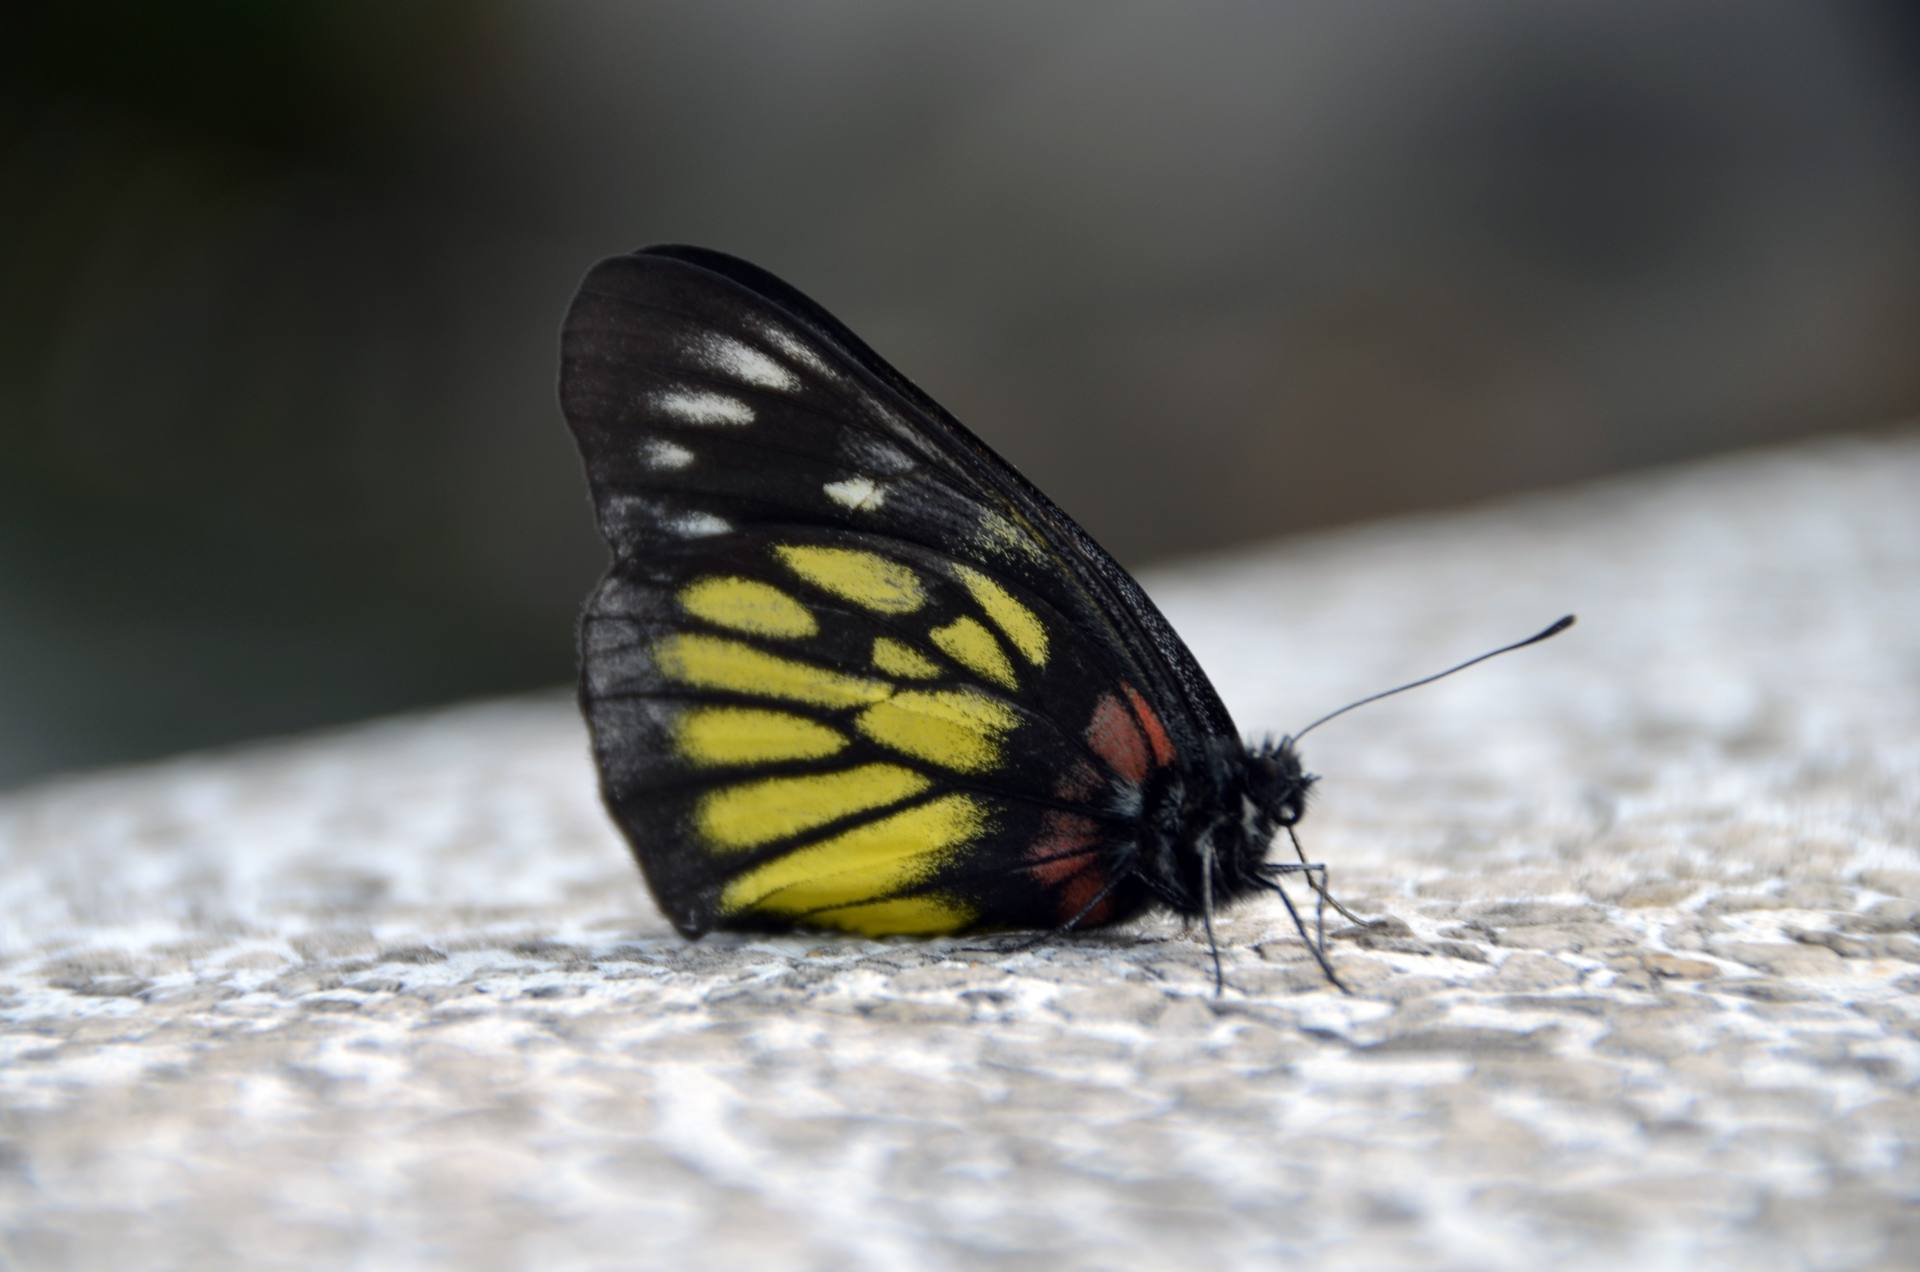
left=563, top=247, right=1237, bottom=740
left=561, top=247, right=1227, bottom=935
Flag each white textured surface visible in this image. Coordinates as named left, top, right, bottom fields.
left=4, top=435, right=1919, bottom=1270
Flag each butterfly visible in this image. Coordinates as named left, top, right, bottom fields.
left=559, top=245, right=1571, bottom=991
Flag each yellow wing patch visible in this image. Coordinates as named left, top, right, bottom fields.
left=679, top=577, right=816, bottom=639
left=696, top=763, right=929, bottom=851
left=655, top=633, right=890, bottom=708
left=871, top=636, right=942, bottom=680
left=775, top=545, right=925, bottom=614
left=804, top=894, right=975, bottom=936
left=676, top=707, right=845, bottom=766
left=855, top=689, right=1017, bottom=774
left=954, top=566, right=1048, bottom=666
left=659, top=545, right=1045, bottom=922
left=718, top=793, right=985, bottom=915
left=977, top=509, right=1044, bottom=562
left=930, top=616, right=1016, bottom=688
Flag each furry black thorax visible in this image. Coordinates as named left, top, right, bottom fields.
left=1126, top=736, right=1316, bottom=919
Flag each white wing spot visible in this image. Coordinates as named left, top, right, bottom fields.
left=844, top=433, right=916, bottom=476
left=643, top=439, right=695, bottom=470
left=667, top=511, right=732, bottom=537
left=657, top=390, right=754, bottom=426
left=761, top=323, right=831, bottom=376
left=696, top=334, right=797, bottom=391
left=824, top=475, right=885, bottom=511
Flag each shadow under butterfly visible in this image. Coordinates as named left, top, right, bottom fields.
left=559, top=245, right=1573, bottom=994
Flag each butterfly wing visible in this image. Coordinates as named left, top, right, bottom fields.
left=561, top=246, right=1238, bottom=937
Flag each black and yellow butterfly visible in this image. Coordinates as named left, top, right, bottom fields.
left=560, top=246, right=1569, bottom=989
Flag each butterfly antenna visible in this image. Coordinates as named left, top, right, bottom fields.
left=1292, top=615, right=1575, bottom=742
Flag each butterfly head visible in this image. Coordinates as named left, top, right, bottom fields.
left=1243, top=737, right=1315, bottom=831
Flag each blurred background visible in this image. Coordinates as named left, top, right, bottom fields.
left=5, top=1, right=1917, bottom=787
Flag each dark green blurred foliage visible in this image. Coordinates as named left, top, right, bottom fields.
left=5, top=3, right=570, bottom=779
left=4, top=3, right=1918, bottom=785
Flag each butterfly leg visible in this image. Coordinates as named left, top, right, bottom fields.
left=1199, top=840, right=1226, bottom=997
left=1303, top=861, right=1331, bottom=950
left=1255, top=869, right=1351, bottom=995
left=1255, top=859, right=1334, bottom=949
left=1286, top=826, right=1373, bottom=927
left=961, top=869, right=1136, bottom=957
left=1310, top=862, right=1328, bottom=951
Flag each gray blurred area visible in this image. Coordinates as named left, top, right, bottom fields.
left=4, top=2, right=1917, bottom=787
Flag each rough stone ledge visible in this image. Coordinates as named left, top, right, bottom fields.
left=3, top=434, right=1918, bottom=1269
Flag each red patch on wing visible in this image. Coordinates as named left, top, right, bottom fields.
left=1025, top=682, right=1177, bottom=928
left=1086, top=693, right=1151, bottom=784
left=1124, top=684, right=1177, bottom=767
left=1057, top=759, right=1102, bottom=803
left=1027, top=810, right=1112, bottom=926
left=1054, top=869, right=1111, bottom=927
